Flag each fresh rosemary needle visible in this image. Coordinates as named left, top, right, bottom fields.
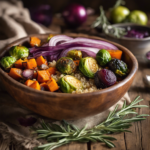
left=32, top=96, right=149, bottom=150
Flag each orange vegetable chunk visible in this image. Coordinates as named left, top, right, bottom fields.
left=46, top=67, right=57, bottom=75
left=73, top=60, right=80, bottom=67
left=47, top=78, right=59, bottom=92
left=107, top=50, right=123, bottom=60
left=27, top=58, right=37, bottom=69
left=30, top=37, right=41, bottom=47
left=25, top=79, right=34, bottom=86
left=9, top=68, right=22, bottom=80
left=29, top=81, right=40, bottom=90
left=14, top=59, right=23, bottom=69
left=36, top=56, right=48, bottom=66
left=37, top=70, right=51, bottom=83
left=40, top=82, right=49, bottom=90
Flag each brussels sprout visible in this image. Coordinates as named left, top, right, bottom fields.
left=9, top=46, right=29, bottom=59
left=79, top=57, right=98, bottom=78
left=96, top=49, right=111, bottom=66
left=0, top=56, right=16, bottom=69
left=108, top=59, right=128, bottom=76
left=66, top=50, right=82, bottom=60
left=56, top=57, right=76, bottom=74
left=59, top=75, right=82, bottom=93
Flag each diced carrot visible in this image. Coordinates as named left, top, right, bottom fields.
left=30, top=37, right=41, bottom=47
left=73, top=60, right=80, bottom=67
left=14, top=59, right=23, bottom=69
left=47, top=78, right=59, bottom=92
left=107, top=50, right=123, bottom=60
left=37, top=70, right=51, bottom=83
left=25, top=79, right=34, bottom=86
left=46, top=67, right=57, bottom=75
left=29, top=81, right=40, bottom=90
left=26, top=59, right=37, bottom=69
left=9, top=68, right=22, bottom=80
left=36, top=56, right=48, bottom=66
left=40, top=82, right=49, bottom=90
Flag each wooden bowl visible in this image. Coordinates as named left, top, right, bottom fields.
left=0, top=33, right=138, bottom=120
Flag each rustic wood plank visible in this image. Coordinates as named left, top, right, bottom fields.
left=55, top=143, right=87, bottom=150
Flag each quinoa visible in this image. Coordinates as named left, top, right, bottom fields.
left=50, top=60, right=101, bottom=94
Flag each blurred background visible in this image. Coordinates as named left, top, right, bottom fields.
left=22, top=0, right=150, bottom=13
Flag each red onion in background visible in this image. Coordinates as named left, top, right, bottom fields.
left=62, top=3, right=87, bottom=27
left=29, top=5, right=52, bottom=27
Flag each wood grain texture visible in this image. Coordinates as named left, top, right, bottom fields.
left=1, top=15, right=150, bottom=150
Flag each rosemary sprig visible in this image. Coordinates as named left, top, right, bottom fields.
left=92, top=6, right=126, bottom=38
left=32, top=96, right=149, bottom=150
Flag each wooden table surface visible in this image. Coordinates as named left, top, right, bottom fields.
left=1, top=15, right=150, bottom=150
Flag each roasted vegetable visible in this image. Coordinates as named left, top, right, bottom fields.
left=47, top=67, right=57, bottom=75
left=30, top=37, right=41, bottom=47
left=25, top=79, right=34, bottom=86
left=37, top=70, right=50, bottom=83
left=9, top=46, right=29, bottom=59
left=96, top=49, right=111, bottom=66
left=26, top=59, right=37, bottom=69
left=66, top=50, right=82, bottom=60
left=0, top=56, right=16, bottom=70
left=29, top=81, right=40, bottom=90
left=47, top=78, right=59, bottom=92
left=107, top=50, right=122, bottom=60
left=14, top=59, right=23, bottom=69
left=36, top=56, right=48, bottom=67
left=79, top=57, right=98, bottom=78
left=8, top=68, right=22, bottom=80
left=58, top=75, right=82, bottom=93
left=108, top=59, right=128, bottom=76
left=94, top=69, right=117, bottom=89
left=22, top=69, right=34, bottom=79
left=56, top=57, right=76, bottom=74
left=73, top=60, right=80, bottom=67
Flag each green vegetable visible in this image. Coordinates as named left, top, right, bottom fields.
left=96, top=49, right=111, bottom=66
left=56, top=57, right=76, bottom=74
left=111, top=6, right=130, bottom=23
left=0, top=56, right=16, bottom=69
left=79, top=57, right=98, bottom=78
left=32, top=96, right=149, bottom=150
left=9, top=46, right=29, bottom=59
left=58, top=75, right=82, bottom=93
left=126, top=10, right=148, bottom=25
left=108, top=59, right=128, bottom=76
left=66, top=50, right=82, bottom=60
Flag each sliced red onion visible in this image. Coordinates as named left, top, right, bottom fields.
left=61, top=38, right=118, bottom=50
left=146, top=51, right=150, bottom=60
left=22, top=69, right=34, bottom=79
left=59, top=47, right=99, bottom=59
left=49, top=35, right=73, bottom=46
